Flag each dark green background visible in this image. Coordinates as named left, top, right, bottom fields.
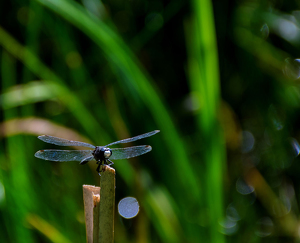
left=1, top=0, right=300, bottom=242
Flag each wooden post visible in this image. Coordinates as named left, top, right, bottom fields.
left=99, top=166, right=115, bottom=243
left=83, top=185, right=100, bottom=243
left=83, top=166, right=115, bottom=243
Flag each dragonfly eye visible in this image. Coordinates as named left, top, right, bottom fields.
left=103, top=148, right=112, bottom=158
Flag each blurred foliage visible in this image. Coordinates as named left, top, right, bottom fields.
left=1, top=0, right=300, bottom=242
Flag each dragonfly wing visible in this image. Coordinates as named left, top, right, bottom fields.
left=110, top=145, right=152, bottom=160
left=38, top=135, right=95, bottom=149
left=80, top=156, right=94, bottom=165
left=35, top=150, right=93, bottom=162
left=106, top=130, right=160, bottom=146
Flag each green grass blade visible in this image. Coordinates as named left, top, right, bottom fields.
left=187, top=0, right=226, bottom=242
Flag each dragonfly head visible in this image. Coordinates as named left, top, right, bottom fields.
left=93, top=147, right=112, bottom=162
left=103, top=148, right=112, bottom=158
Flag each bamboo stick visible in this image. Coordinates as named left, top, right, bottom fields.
left=83, top=166, right=115, bottom=243
left=98, top=165, right=115, bottom=243
left=83, top=185, right=100, bottom=243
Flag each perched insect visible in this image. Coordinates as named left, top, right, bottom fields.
left=35, top=130, right=160, bottom=174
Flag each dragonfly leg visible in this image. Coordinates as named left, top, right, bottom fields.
left=96, top=163, right=102, bottom=175
left=107, top=159, right=114, bottom=166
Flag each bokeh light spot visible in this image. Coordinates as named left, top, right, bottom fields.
left=255, top=217, right=273, bottom=237
left=226, top=203, right=240, bottom=221
left=118, top=197, right=140, bottom=219
left=283, top=58, right=300, bottom=80
left=274, top=18, right=299, bottom=42
left=290, top=138, right=300, bottom=157
left=236, top=177, right=254, bottom=195
left=241, top=131, right=255, bottom=153
left=219, top=217, right=238, bottom=235
left=260, top=23, right=269, bottom=39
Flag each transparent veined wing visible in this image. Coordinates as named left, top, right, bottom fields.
left=38, top=135, right=95, bottom=149
left=34, top=150, right=93, bottom=162
left=105, top=130, right=160, bottom=146
left=110, top=145, right=152, bottom=160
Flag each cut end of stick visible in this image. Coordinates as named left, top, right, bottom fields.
left=100, top=164, right=115, bottom=173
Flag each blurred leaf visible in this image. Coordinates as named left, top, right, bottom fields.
left=0, top=81, right=56, bottom=109
left=187, top=0, right=226, bottom=242
left=144, top=186, right=182, bottom=243
left=27, top=214, right=72, bottom=243
left=0, top=26, right=103, bottom=141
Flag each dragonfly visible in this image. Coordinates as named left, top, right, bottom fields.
left=35, top=130, right=160, bottom=174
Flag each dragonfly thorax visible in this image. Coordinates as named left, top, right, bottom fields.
left=92, top=147, right=112, bottom=162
